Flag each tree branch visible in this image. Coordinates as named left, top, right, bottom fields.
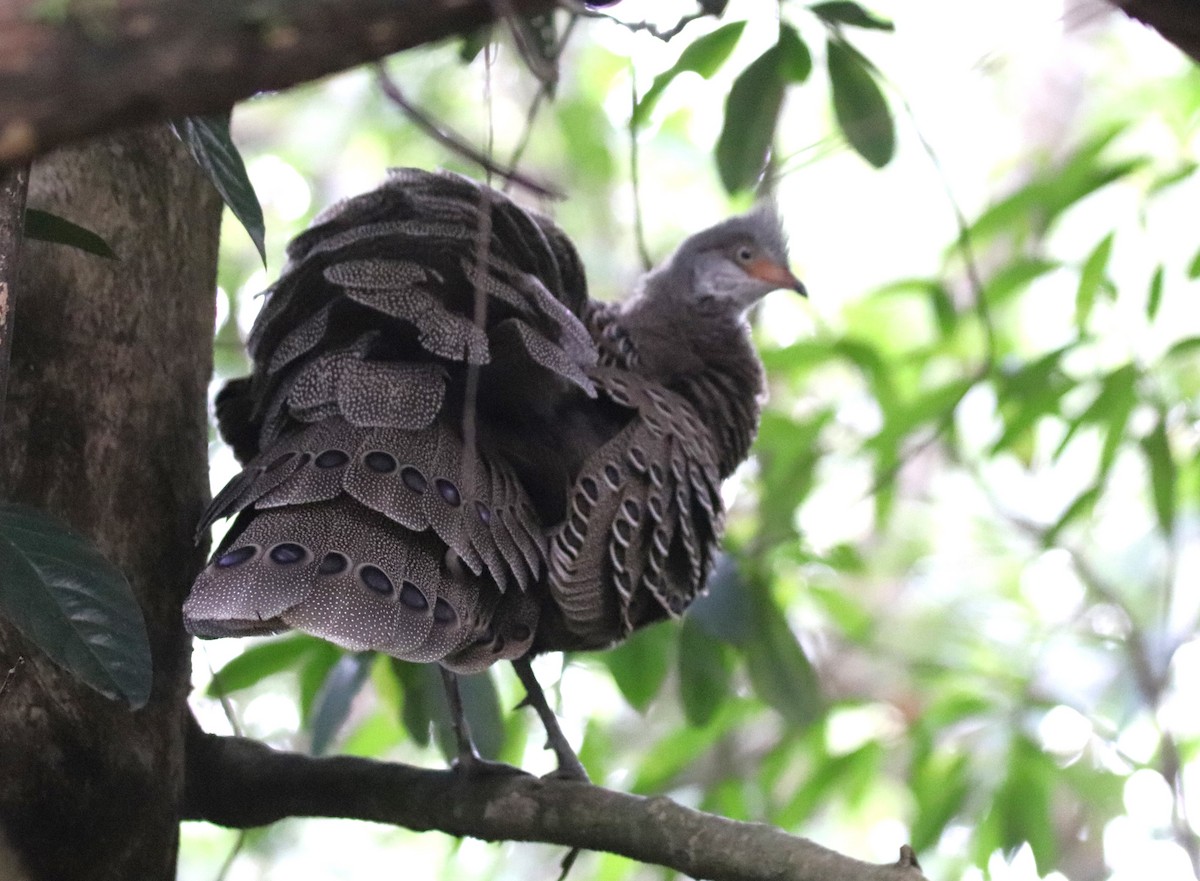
left=0, top=0, right=558, bottom=166
left=184, top=720, right=928, bottom=881
left=1108, top=0, right=1200, bottom=64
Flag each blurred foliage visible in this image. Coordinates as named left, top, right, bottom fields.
left=183, top=3, right=1200, bottom=881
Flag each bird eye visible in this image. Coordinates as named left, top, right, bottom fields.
left=736, top=247, right=754, bottom=262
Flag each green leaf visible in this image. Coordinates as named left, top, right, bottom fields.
left=603, top=623, right=672, bottom=711
left=1075, top=233, right=1114, bottom=329
left=23, top=208, right=116, bottom=259
left=1141, top=415, right=1176, bottom=536
left=0, top=504, right=151, bottom=708
left=390, top=658, right=448, bottom=748
left=634, top=21, right=747, bottom=126
left=678, top=617, right=733, bottom=726
left=826, top=37, right=895, bottom=168
left=297, top=642, right=341, bottom=722
left=688, top=554, right=755, bottom=645
left=208, top=634, right=320, bottom=695
left=1146, top=265, right=1165, bottom=320
left=1053, top=363, right=1137, bottom=471
left=715, top=38, right=791, bottom=192
left=988, top=736, right=1058, bottom=873
left=743, top=583, right=822, bottom=727
left=458, top=26, right=492, bottom=64
left=1044, top=484, right=1102, bottom=546
left=309, top=652, right=375, bottom=755
left=457, top=671, right=505, bottom=760
left=810, top=1, right=894, bottom=30
left=171, top=115, right=266, bottom=265
left=630, top=701, right=749, bottom=794
left=1165, top=337, right=1200, bottom=362
left=778, top=24, right=813, bottom=83
left=910, top=748, right=970, bottom=852
left=984, top=257, right=1060, bottom=305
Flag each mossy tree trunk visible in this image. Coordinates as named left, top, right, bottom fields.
left=0, top=127, right=221, bottom=880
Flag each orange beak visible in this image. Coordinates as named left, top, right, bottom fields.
left=747, top=258, right=807, bottom=297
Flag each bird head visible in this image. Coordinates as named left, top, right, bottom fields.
left=659, top=202, right=806, bottom=311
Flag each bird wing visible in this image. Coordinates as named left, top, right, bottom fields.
left=186, top=169, right=595, bottom=670
left=543, top=365, right=725, bottom=651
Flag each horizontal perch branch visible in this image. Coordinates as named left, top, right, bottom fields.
left=184, top=719, right=928, bottom=881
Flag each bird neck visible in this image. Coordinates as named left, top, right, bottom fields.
left=613, top=284, right=765, bottom=479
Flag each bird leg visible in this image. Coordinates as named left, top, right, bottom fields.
left=512, top=656, right=589, bottom=782
left=438, top=668, right=523, bottom=776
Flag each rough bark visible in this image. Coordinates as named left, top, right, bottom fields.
left=0, top=165, right=28, bottom=428
left=0, top=128, right=221, bottom=880
left=185, top=722, right=929, bottom=881
left=1110, top=0, right=1200, bottom=64
left=0, top=0, right=557, bottom=166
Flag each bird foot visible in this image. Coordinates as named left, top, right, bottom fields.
left=540, top=748, right=589, bottom=783
left=450, top=753, right=529, bottom=778
left=512, top=657, right=591, bottom=783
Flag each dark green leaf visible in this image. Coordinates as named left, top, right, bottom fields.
left=810, top=1, right=895, bottom=30
left=23, top=208, right=116, bottom=259
left=678, top=617, right=733, bottom=726
left=716, top=43, right=787, bottom=192
left=1141, top=415, right=1176, bottom=536
left=1076, top=233, right=1114, bottom=329
left=298, top=642, right=342, bottom=722
left=459, top=26, right=492, bottom=64
left=208, top=634, right=320, bottom=695
left=390, top=658, right=449, bottom=748
left=635, top=21, right=747, bottom=126
left=688, top=554, right=755, bottom=645
left=1188, top=244, right=1200, bottom=280
left=0, top=503, right=151, bottom=708
left=826, top=37, right=895, bottom=168
left=743, top=583, right=822, bottom=727
left=457, top=671, right=505, bottom=760
left=777, top=24, right=813, bottom=83
left=1146, top=265, right=1165, bottom=320
left=171, top=115, right=266, bottom=264
left=603, top=623, right=672, bottom=711
left=309, top=652, right=375, bottom=755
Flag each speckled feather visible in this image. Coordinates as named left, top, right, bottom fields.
left=185, top=168, right=789, bottom=669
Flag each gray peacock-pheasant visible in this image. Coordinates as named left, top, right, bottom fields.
left=184, top=167, right=804, bottom=772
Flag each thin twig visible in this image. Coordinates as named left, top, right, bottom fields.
left=460, top=184, right=495, bottom=508
left=0, top=164, right=31, bottom=434
left=504, top=13, right=580, bottom=190
left=628, top=65, right=652, bottom=272
left=214, top=831, right=247, bottom=881
left=375, top=65, right=562, bottom=201
left=558, top=0, right=715, bottom=42
left=494, top=0, right=559, bottom=87
left=898, top=96, right=997, bottom=365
